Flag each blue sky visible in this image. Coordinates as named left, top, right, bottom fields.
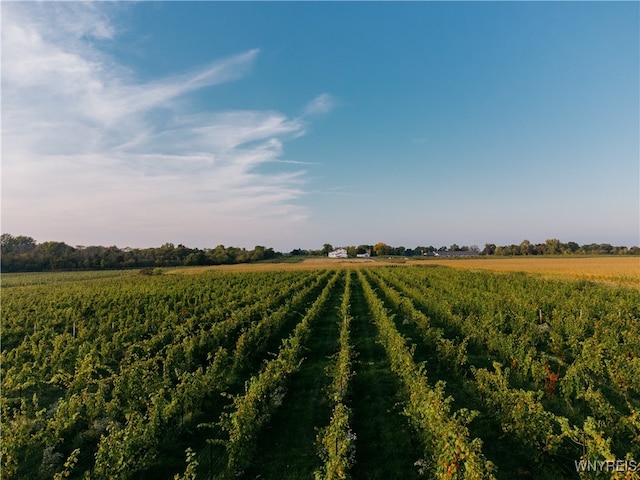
left=2, top=1, right=638, bottom=251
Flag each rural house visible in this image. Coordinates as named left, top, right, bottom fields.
left=328, top=248, right=348, bottom=258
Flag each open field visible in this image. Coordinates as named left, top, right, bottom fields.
left=412, top=256, right=640, bottom=288
left=166, top=256, right=409, bottom=274
left=3, top=265, right=639, bottom=479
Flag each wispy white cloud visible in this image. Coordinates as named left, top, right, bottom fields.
left=1, top=2, right=325, bottom=247
left=271, top=160, right=322, bottom=165
left=303, top=93, right=337, bottom=116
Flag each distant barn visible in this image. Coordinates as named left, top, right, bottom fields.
left=328, top=248, right=348, bottom=258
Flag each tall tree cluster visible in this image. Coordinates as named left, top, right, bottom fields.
left=0, top=234, right=278, bottom=273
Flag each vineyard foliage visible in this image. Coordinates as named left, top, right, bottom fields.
left=1, top=266, right=639, bottom=479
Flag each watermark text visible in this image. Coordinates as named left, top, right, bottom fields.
left=575, top=459, right=638, bottom=473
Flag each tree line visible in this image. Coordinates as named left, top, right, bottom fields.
left=315, top=239, right=639, bottom=257
left=1, top=234, right=637, bottom=273
left=479, top=238, right=639, bottom=256
left=0, top=234, right=281, bottom=273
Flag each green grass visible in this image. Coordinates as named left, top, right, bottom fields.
left=244, top=277, right=343, bottom=478
left=242, top=273, right=425, bottom=480
left=348, top=279, right=423, bottom=480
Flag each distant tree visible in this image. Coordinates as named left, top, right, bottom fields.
left=545, top=238, right=562, bottom=255
left=599, top=244, right=613, bottom=254
left=206, top=245, right=230, bottom=264
left=262, top=247, right=277, bottom=260
left=252, top=246, right=267, bottom=261
left=564, top=241, right=580, bottom=254
left=1, top=234, right=36, bottom=254
left=519, top=239, right=533, bottom=255
left=156, top=243, right=178, bottom=266
left=185, top=251, right=206, bottom=266
left=532, top=242, right=546, bottom=255
left=414, top=245, right=436, bottom=255
left=36, top=241, right=77, bottom=269
left=483, top=244, right=496, bottom=255
left=231, top=247, right=248, bottom=263
left=175, top=244, right=192, bottom=262
left=100, top=246, right=123, bottom=269
left=356, top=245, right=373, bottom=255
left=373, top=242, right=392, bottom=256
left=322, top=243, right=334, bottom=256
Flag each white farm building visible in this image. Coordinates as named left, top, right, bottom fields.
left=328, top=248, right=348, bottom=258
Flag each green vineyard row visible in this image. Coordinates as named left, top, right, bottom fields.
left=314, top=270, right=356, bottom=480
left=1, top=266, right=639, bottom=479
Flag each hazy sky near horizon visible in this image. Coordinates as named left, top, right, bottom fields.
left=2, top=1, right=638, bottom=251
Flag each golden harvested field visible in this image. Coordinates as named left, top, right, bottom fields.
left=412, top=256, right=640, bottom=288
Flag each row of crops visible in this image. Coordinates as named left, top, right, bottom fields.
left=2, top=266, right=639, bottom=479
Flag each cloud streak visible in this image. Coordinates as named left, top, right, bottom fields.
left=2, top=3, right=319, bottom=247
left=303, top=93, right=337, bottom=116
